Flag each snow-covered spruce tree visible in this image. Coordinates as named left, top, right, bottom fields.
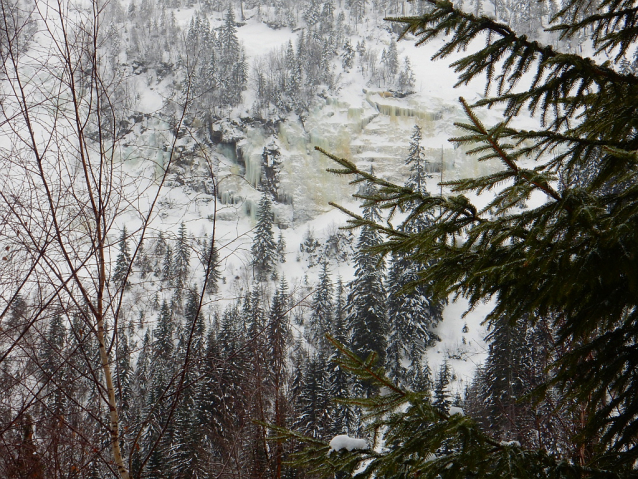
left=276, top=230, right=287, bottom=263
left=405, top=124, right=429, bottom=197
left=202, top=236, right=221, bottom=294
left=154, top=231, right=168, bottom=277
left=342, top=40, right=355, bottom=71
left=397, top=57, right=416, bottom=93
left=112, top=226, right=132, bottom=290
left=266, top=278, right=292, bottom=479
left=325, top=277, right=360, bottom=436
left=432, top=360, right=452, bottom=416
left=385, top=39, right=399, bottom=78
left=162, top=243, right=173, bottom=284
left=308, top=261, right=334, bottom=352
left=386, top=125, right=442, bottom=388
left=433, top=361, right=456, bottom=456
left=173, top=222, right=191, bottom=292
left=135, top=239, right=153, bottom=279
left=116, top=324, right=133, bottom=427
left=217, top=6, right=247, bottom=107
left=199, top=303, right=250, bottom=476
left=143, top=300, right=177, bottom=477
left=385, top=250, right=442, bottom=388
left=295, top=352, right=331, bottom=440
left=252, top=192, right=278, bottom=282
left=241, top=284, right=273, bottom=479
left=276, top=0, right=638, bottom=477
left=345, top=181, right=387, bottom=376
left=130, top=330, right=151, bottom=473
left=39, top=312, right=68, bottom=423
left=327, top=355, right=357, bottom=438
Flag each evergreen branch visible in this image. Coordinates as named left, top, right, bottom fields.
left=327, top=201, right=409, bottom=238
left=389, top=0, right=638, bottom=137
left=326, top=334, right=405, bottom=396
left=257, top=422, right=327, bottom=448
left=455, top=97, right=564, bottom=204
left=318, top=146, right=404, bottom=190
left=318, top=146, right=477, bottom=234
left=266, top=337, right=636, bottom=478
left=391, top=0, right=638, bottom=87
left=550, top=5, right=638, bottom=59
left=507, top=127, right=629, bottom=150
left=602, top=145, right=638, bottom=163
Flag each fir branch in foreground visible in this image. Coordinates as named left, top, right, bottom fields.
left=452, top=97, right=564, bottom=205
left=389, top=0, right=638, bottom=134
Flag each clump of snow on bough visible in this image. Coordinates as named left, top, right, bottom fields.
left=328, top=435, right=368, bottom=454
left=500, top=440, right=521, bottom=447
left=449, top=406, right=464, bottom=416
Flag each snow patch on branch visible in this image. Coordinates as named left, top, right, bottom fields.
left=329, top=435, right=368, bottom=453
left=500, top=440, right=521, bottom=447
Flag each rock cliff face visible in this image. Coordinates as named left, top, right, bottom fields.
left=117, top=83, right=504, bottom=228
left=80, top=0, right=513, bottom=230
left=191, top=96, right=503, bottom=223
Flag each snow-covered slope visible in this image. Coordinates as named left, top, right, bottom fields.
left=107, top=2, right=502, bottom=391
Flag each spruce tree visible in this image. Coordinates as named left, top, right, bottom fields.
left=173, top=222, right=191, bottom=290
left=112, top=226, right=132, bottom=289
left=6, top=294, right=27, bottom=332
left=345, top=182, right=387, bottom=368
left=385, top=39, right=399, bottom=77
left=131, top=328, right=151, bottom=469
left=199, top=303, right=249, bottom=467
left=303, top=0, right=321, bottom=28
left=144, top=300, right=179, bottom=478
left=135, top=239, right=152, bottom=279
left=406, top=342, right=432, bottom=393
left=203, top=236, right=221, bottom=294
left=405, top=125, right=429, bottom=197
left=217, top=6, right=246, bottom=106
left=171, top=287, right=207, bottom=479
left=308, top=261, right=334, bottom=351
left=153, top=300, right=174, bottom=361
left=295, top=353, right=331, bottom=440
left=180, top=286, right=206, bottom=358
left=162, top=243, right=173, bottom=283
left=386, top=128, right=442, bottom=386
left=276, top=230, right=286, bottom=263
left=397, top=57, right=415, bottom=92
left=154, top=231, right=167, bottom=277
left=116, top=325, right=133, bottom=425
left=342, top=40, right=355, bottom=71
left=432, top=360, right=451, bottom=415
left=385, top=252, right=442, bottom=387
left=267, top=278, right=291, bottom=479
left=251, top=192, right=277, bottom=282
left=39, top=312, right=67, bottom=417
left=482, top=316, right=530, bottom=443
left=328, top=281, right=357, bottom=436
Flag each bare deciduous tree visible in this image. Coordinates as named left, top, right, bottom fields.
left=0, top=0, right=207, bottom=477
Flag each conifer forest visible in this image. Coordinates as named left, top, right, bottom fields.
left=1, top=0, right=638, bottom=477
